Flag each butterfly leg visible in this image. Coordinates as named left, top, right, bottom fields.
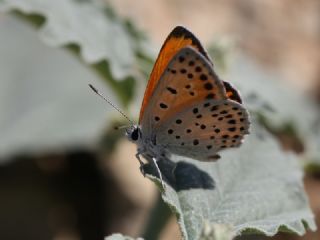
left=135, top=151, right=146, bottom=176
left=152, top=157, right=165, bottom=189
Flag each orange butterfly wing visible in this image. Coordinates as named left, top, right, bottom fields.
left=140, top=26, right=243, bottom=123
left=139, top=47, right=228, bottom=135
left=139, top=47, right=249, bottom=160
left=139, top=26, right=211, bottom=123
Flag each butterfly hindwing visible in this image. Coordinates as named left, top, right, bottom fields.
left=140, top=47, right=227, bottom=135
left=223, top=81, right=242, bottom=104
left=156, top=99, right=250, bottom=161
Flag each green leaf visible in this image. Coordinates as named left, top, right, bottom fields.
left=104, top=233, right=143, bottom=240
left=146, top=120, right=316, bottom=240
left=0, top=15, right=119, bottom=159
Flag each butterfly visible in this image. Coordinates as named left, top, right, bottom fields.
left=90, top=26, right=250, bottom=188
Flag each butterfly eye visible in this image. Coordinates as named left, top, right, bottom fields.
left=131, top=128, right=140, bottom=141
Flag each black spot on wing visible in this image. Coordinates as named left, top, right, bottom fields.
left=180, top=68, right=187, bottom=74
left=166, top=87, right=177, bottom=94
left=160, top=103, right=168, bottom=109
left=204, top=82, right=213, bottom=90
left=195, top=66, right=202, bottom=72
left=200, top=74, right=208, bottom=81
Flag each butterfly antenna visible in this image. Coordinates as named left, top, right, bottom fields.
left=89, top=84, right=134, bottom=126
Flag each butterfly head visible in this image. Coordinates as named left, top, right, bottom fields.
left=126, top=125, right=142, bottom=142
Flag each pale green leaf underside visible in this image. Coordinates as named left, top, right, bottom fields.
left=150, top=120, right=316, bottom=240
left=0, top=0, right=137, bottom=79
left=199, top=223, right=235, bottom=240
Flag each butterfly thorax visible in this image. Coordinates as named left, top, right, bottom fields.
left=126, top=125, right=169, bottom=162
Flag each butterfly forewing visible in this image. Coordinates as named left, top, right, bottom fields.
left=139, top=26, right=212, bottom=122
left=155, top=99, right=250, bottom=161
left=140, top=26, right=245, bottom=123
left=140, top=47, right=227, bottom=135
